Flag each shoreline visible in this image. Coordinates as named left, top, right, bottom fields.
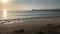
left=0, top=17, right=60, bottom=34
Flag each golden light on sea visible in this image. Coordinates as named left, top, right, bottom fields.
left=3, top=9, right=7, bottom=19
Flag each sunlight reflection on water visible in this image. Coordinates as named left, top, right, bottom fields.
left=0, top=11, right=60, bottom=19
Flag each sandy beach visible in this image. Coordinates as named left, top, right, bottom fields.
left=0, top=17, right=60, bottom=34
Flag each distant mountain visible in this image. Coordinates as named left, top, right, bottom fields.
left=32, top=9, right=60, bottom=11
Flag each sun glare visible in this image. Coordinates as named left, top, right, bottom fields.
left=1, top=0, right=8, bottom=3
left=3, top=9, right=7, bottom=19
left=1, top=0, right=15, bottom=4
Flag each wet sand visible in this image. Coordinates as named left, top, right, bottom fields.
left=0, top=17, right=60, bottom=34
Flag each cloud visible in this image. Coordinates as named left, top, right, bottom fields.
left=0, top=0, right=44, bottom=11
left=0, top=0, right=60, bottom=11
left=0, top=3, right=43, bottom=11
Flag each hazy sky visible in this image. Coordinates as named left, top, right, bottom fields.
left=0, top=0, right=60, bottom=11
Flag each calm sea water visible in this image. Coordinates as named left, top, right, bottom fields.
left=0, top=11, right=60, bottom=19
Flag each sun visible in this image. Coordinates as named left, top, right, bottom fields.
left=1, top=0, right=16, bottom=4
left=1, top=0, right=9, bottom=3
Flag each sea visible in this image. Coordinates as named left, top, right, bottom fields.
left=0, top=10, right=60, bottom=19
left=0, top=10, right=60, bottom=34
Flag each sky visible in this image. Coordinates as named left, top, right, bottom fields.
left=0, top=0, right=60, bottom=11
